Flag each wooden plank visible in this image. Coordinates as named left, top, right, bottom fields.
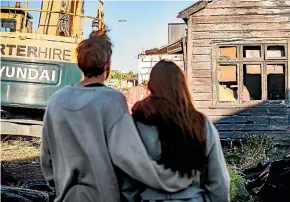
left=215, top=123, right=289, bottom=131
left=192, top=39, right=212, bottom=47
left=193, top=93, right=212, bottom=101
left=191, top=62, right=212, bottom=70
left=192, top=46, right=212, bottom=55
left=192, top=54, right=211, bottom=62
left=192, top=78, right=212, bottom=85
left=192, top=69, right=212, bottom=78
left=177, top=0, right=208, bottom=19
left=211, top=115, right=289, bottom=124
left=192, top=8, right=290, bottom=17
left=192, top=15, right=290, bottom=24
left=192, top=22, right=290, bottom=32
left=192, top=85, right=212, bottom=93
left=192, top=39, right=289, bottom=47
left=211, top=43, right=218, bottom=106
left=218, top=131, right=290, bottom=140
left=194, top=101, right=212, bottom=107
left=192, top=31, right=290, bottom=40
left=199, top=107, right=290, bottom=116
left=215, top=124, right=288, bottom=131
left=206, top=0, right=290, bottom=8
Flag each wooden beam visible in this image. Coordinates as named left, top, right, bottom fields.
left=177, top=1, right=209, bottom=19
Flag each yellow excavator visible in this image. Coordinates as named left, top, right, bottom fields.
left=1, top=0, right=105, bottom=137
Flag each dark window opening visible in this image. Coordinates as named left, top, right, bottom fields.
left=243, top=64, right=262, bottom=101
left=267, top=64, right=285, bottom=100
left=1, top=19, right=16, bottom=32
left=267, top=46, right=285, bottom=58
left=243, top=46, right=261, bottom=58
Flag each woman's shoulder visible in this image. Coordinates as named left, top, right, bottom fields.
left=134, top=122, right=161, bottom=160
left=202, top=115, right=221, bottom=155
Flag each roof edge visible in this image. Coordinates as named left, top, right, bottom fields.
left=177, top=0, right=212, bottom=19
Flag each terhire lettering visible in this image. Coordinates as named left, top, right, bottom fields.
left=0, top=44, right=71, bottom=61
left=0, top=65, right=57, bottom=84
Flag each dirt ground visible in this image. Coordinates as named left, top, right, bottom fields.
left=1, top=136, right=44, bottom=186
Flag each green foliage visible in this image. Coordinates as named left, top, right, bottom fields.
left=109, top=70, right=137, bottom=81
left=225, top=135, right=273, bottom=169
left=229, top=167, right=260, bottom=202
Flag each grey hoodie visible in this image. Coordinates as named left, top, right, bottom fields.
left=40, top=85, right=194, bottom=202
left=120, top=121, right=230, bottom=202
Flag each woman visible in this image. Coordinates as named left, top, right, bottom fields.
left=123, top=60, right=229, bottom=202
left=40, top=32, right=193, bottom=202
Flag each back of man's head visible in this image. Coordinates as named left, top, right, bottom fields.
left=76, top=31, right=112, bottom=78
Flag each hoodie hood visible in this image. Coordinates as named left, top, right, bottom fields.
left=55, top=86, right=108, bottom=111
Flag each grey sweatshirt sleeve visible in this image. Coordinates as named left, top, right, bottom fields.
left=204, top=119, right=230, bottom=202
left=40, top=110, right=54, bottom=187
left=108, top=113, right=194, bottom=192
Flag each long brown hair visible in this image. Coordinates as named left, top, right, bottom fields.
left=132, top=60, right=206, bottom=177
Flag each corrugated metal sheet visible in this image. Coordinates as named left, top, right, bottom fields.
left=168, top=23, right=186, bottom=43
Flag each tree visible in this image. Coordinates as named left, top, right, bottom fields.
left=109, top=70, right=137, bottom=81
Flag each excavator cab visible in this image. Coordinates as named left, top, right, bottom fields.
left=0, top=0, right=105, bottom=137
left=0, top=3, right=33, bottom=33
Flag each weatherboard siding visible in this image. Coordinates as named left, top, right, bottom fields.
left=185, top=0, right=290, bottom=139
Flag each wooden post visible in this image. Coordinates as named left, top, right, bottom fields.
left=23, top=0, right=28, bottom=28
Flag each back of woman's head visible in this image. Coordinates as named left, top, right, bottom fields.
left=76, top=31, right=112, bottom=77
left=134, top=59, right=206, bottom=177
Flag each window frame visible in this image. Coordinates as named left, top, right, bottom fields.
left=213, top=42, right=288, bottom=107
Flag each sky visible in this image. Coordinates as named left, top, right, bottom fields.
left=1, top=0, right=194, bottom=72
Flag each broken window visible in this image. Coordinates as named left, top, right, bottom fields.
left=216, top=44, right=287, bottom=104
left=267, top=64, right=286, bottom=100
left=266, top=46, right=286, bottom=58
left=219, top=46, right=237, bottom=59
left=218, top=65, right=238, bottom=102
left=243, top=64, right=262, bottom=101
left=243, top=46, right=261, bottom=58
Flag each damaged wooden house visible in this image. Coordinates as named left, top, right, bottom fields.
left=141, top=0, right=290, bottom=142
left=178, top=0, right=290, bottom=141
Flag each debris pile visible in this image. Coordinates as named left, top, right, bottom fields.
left=244, top=156, right=290, bottom=202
